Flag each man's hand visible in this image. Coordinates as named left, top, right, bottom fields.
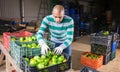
left=41, top=44, right=50, bottom=55
left=54, top=47, right=64, bottom=54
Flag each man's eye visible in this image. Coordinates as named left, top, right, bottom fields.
left=55, top=16, right=57, bottom=18
left=54, top=16, right=62, bottom=18
left=59, top=17, right=61, bottom=18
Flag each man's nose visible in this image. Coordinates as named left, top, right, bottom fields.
left=56, top=18, right=60, bottom=22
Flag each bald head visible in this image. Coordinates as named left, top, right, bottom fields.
left=52, top=5, right=64, bottom=14
left=52, top=5, right=65, bottom=23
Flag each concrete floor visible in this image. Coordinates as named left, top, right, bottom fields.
left=0, top=35, right=120, bottom=72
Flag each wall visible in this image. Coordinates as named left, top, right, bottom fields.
left=109, top=0, right=120, bottom=26
left=78, top=1, right=89, bottom=13
left=24, top=0, right=50, bottom=22
left=0, top=0, right=50, bottom=22
left=0, top=0, right=20, bottom=18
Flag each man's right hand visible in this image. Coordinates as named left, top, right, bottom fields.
left=41, top=44, right=50, bottom=55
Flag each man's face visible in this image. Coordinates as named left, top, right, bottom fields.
left=52, top=11, right=64, bottom=23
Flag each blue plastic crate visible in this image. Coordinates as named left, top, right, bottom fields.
left=79, top=22, right=85, bottom=28
left=70, top=14, right=79, bottom=21
left=69, top=8, right=76, bottom=14
left=111, top=41, right=117, bottom=52
left=84, top=23, right=90, bottom=30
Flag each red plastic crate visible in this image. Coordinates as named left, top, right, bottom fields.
left=80, top=52, right=103, bottom=70
left=3, top=31, right=32, bottom=52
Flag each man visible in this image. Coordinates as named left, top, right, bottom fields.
left=36, top=5, right=74, bottom=56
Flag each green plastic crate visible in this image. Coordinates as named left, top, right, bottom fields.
left=10, top=41, right=41, bottom=57
left=10, top=36, right=55, bottom=68
left=110, top=50, right=116, bottom=60
left=10, top=41, right=41, bottom=68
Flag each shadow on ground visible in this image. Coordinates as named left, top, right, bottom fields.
left=72, top=49, right=85, bottom=71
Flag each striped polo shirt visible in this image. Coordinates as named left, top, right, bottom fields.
left=36, top=15, right=74, bottom=49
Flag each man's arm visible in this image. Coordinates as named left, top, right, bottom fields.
left=36, top=17, right=49, bottom=46
left=59, top=19, right=74, bottom=49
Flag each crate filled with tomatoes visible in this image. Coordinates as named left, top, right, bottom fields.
left=3, top=31, right=32, bottom=51
left=91, top=44, right=111, bottom=55
left=22, top=51, right=71, bottom=72
left=10, top=35, right=55, bottom=69
left=80, top=52, right=103, bottom=70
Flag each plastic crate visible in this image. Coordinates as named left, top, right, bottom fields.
left=10, top=39, right=55, bottom=57
left=80, top=66, right=99, bottom=72
left=110, top=50, right=116, bottom=60
left=80, top=52, right=103, bottom=70
left=112, top=33, right=119, bottom=41
left=11, top=36, right=55, bottom=50
left=10, top=41, right=41, bottom=68
left=103, top=52, right=111, bottom=65
left=111, top=41, right=117, bottom=52
left=90, top=33, right=112, bottom=46
left=91, top=44, right=111, bottom=55
left=23, top=53, right=71, bottom=72
left=3, top=31, right=32, bottom=51
left=10, top=41, right=41, bottom=57
left=10, top=39, right=55, bottom=68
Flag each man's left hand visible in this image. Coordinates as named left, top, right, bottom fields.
left=54, top=47, right=64, bottom=54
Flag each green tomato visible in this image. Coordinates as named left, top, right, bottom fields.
left=58, top=55, right=65, bottom=62
left=63, top=58, right=67, bottom=62
left=33, top=55, right=40, bottom=60
left=52, top=61, right=57, bottom=65
left=31, top=43, right=37, bottom=47
left=46, top=50, right=52, bottom=57
left=44, top=58, right=49, bottom=63
left=25, top=57, right=29, bottom=63
left=28, top=37, right=32, bottom=42
left=19, top=37, right=24, bottom=42
left=41, top=55, right=46, bottom=59
left=25, top=37, right=29, bottom=42
left=52, top=57, right=57, bottom=62
left=36, top=58, right=43, bottom=63
left=106, top=31, right=109, bottom=35
left=31, top=46, right=36, bottom=48
left=27, top=44, right=32, bottom=48
left=22, top=44, right=27, bottom=47
left=29, top=58, right=37, bottom=67
left=37, top=63, right=45, bottom=70
left=11, top=37, right=16, bottom=41
left=36, top=44, right=41, bottom=48
left=31, top=36, right=37, bottom=41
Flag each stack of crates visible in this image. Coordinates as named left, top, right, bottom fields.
left=90, top=32, right=119, bottom=65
